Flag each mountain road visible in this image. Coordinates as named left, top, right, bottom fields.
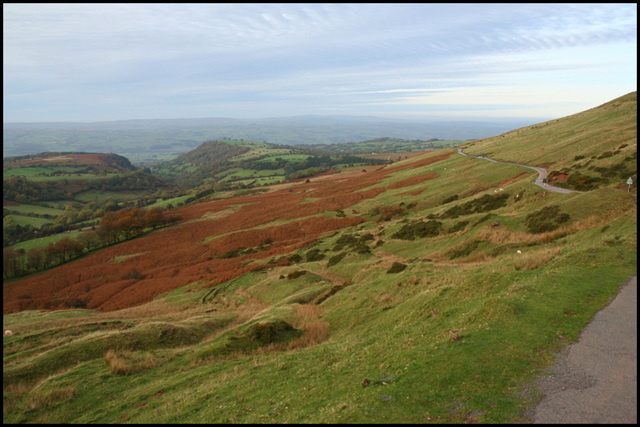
left=455, top=147, right=579, bottom=194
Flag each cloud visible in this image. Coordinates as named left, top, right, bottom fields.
left=3, top=3, right=636, bottom=122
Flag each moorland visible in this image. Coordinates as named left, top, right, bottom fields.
left=2, top=92, right=637, bottom=423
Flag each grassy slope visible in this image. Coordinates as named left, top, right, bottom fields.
left=459, top=92, right=637, bottom=181
left=3, top=95, right=637, bottom=423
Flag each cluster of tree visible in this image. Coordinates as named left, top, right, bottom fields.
left=3, top=206, right=180, bottom=279
left=3, top=236, right=88, bottom=278
left=2, top=199, right=125, bottom=247
left=283, top=154, right=386, bottom=180
left=4, top=170, right=170, bottom=206
left=97, top=206, right=180, bottom=245
left=83, top=170, right=169, bottom=192
left=3, top=176, right=70, bottom=203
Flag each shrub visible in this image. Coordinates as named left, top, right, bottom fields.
left=64, top=298, right=87, bottom=309
left=327, top=252, right=347, bottom=267
left=440, top=194, right=459, bottom=205
left=439, top=193, right=509, bottom=219
left=333, top=233, right=374, bottom=253
left=387, top=262, right=407, bottom=274
left=567, top=172, right=600, bottom=191
left=245, top=320, right=298, bottom=345
left=448, top=239, right=484, bottom=259
left=305, top=249, right=325, bottom=262
left=525, top=205, right=571, bottom=234
left=287, top=270, right=306, bottom=280
left=391, top=220, right=442, bottom=240
left=123, top=269, right=145, bottom=280
left=288, top=254, right=302, bottom=263
left=448, top=220, right=469, bottom=234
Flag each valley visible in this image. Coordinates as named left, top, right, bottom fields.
left=2, top=92, right=637, bottom=423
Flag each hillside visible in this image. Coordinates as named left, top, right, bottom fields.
left=460, top=92, right=637, bottom=191
left=2, top=93, right=637, bottom=423
left=153, top=139, right=392, bottom=190
left=3, top=152, right=136, bottom=173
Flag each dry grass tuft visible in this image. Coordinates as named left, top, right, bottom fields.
left=250, top=304, right=330, bottom=354
left=512, top=247, right=563, bottom=271
left=104, top=349, right=157, bottom=376
left=25, top=387, right=75, bottom=413
left=476, top=215, right=612, bottom=247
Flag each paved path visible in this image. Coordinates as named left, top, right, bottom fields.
left=527, top=275, right=637, bottom=424
left=456, top=147, right=579, bottom=194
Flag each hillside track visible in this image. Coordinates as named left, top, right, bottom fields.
left=526, top=275, right=637, bottom=424
left=456, top=147, right=579, bottom=194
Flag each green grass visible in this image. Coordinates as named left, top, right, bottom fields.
left=9, top=230, right=86, bottom=252
left=145, top=193, right=196, bottom=209
left=7, top=214, right=53, bottom=228
left=74, top=190, right=149, bottom=202
left=3, top=203, right=64, bottom=216
left=459, top=92, right=637, bottom=188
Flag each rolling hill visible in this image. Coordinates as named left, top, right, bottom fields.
left=2, top=92, right=636, bottom=423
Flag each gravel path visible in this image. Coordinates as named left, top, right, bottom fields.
left=526, top=275, right=637, bottom=424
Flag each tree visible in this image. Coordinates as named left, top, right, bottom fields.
left=144, top=207, right=166, bottom=229
left=3, top=247, right=22, bottom=278
left=27, top=246, right=48, bottom=271
left=52, top=237, right=85, bottom=263
left=77, top=230, right=101, bottom=252
left=117, top=208, right=145, bottom=240
left=99, top=211, right=122, bottom=244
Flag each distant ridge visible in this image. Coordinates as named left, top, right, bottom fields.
left=3, top=115, right=540, bottom=160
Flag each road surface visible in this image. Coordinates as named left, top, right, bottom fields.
left=526, top=275, right=637, bottom=423
left=456, top=147, right=579, bottom=194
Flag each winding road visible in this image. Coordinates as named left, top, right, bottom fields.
left=456, top=147, right=579, bottom=194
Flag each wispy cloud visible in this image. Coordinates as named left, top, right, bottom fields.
left=3, top=3, right=636, bottom=122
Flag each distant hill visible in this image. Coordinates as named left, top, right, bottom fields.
left=153, top=139, right=391, bottom=190
left=3, top=115, right=539, bottom=163
left=3, top=152, right=136, bottom=173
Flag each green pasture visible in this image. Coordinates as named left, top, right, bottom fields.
left=74, top=190, right=148, bottom=202
left=6, top=214, right=53, bottom=229
left=9, top=229, right=86, bottom=252
left=146, top=193, right=196, bottom=209
left=4, top=165, right=85, bottom=178
left=3, top=203, right=64, bottom=217
left=3, top=165, right=119, bottom=182
left=259, top=154, right=311, bottom=163
left=219, top=169, right=287, bottom=185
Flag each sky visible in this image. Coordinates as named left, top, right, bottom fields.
left=3, top=3, right=637, bottom=123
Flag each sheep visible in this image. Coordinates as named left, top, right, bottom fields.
left=4, top=330, right=13, bottom=336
